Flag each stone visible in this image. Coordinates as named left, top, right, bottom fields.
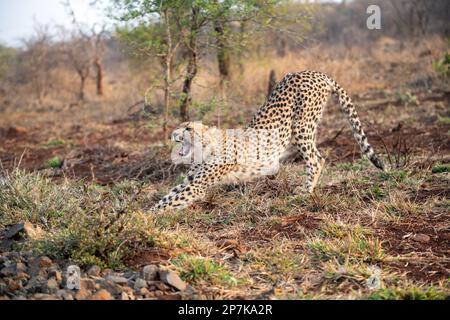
left=102, top=268, right=114, bottom=276
left=75, top=288, right=91, bottom=300
left=7, top=279, right=22, bottom=292
left=411, top=233, right=431, bottom=243
left=48, top=270, right=62, bottom=283
left=16, top=272, right=30, bottom=281
left=120, top=292, right=129, bottom=300
left=0, top=282, right=7, bottom=295
left=89, top=289, right=112, bottom=300
left=46, top=278, right=59, bottom=294
left=80, top=278, right=96, bottom=291
left=15, top=262, right=27, bottom=273
left=142, top=265, right=158, bottom=281
left=154, top=281, right=170, bottom=291
left=37, top=256, right=53, bottom=268
left=87, top=265, right=101, bottom=277
left=4, top=222, right=43, bottom=240
left=98, top=279, right=123, bottom=295
left=57, top=289, right=74, bottom=300
left=65, top=265, right=81, bottom=289
left=24, top=275, right=47, bottom=293
left=134, top=278, right=147, bottom=290
left=0, top=266, right=15, bottom=277
left=139, top=287, right=152, bottom=298
left=158, top=270, right=187, bottom=291
left=106, top=275, right=129, bottom=285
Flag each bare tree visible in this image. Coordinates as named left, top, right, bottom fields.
left=19, top=24, right=53, bottom=104
left=91, top=25, right=107, bottom=96
left=61, top=0, right=107, bottom=100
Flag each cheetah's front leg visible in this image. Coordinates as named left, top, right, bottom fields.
left=150, top=162, right=237, bottom=213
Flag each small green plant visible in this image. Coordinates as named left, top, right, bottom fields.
left=378, top=170, right=407, bottom=183
left=438, top=116, right=450, bottom=125
left=370, top=185, right=386, bottom=200
left=172, top=254, right=238, bottom=286
left=396, top=90, right=419, bottom=106
left=433, top=51, right=450, bottom=78
left=367, top=286, right=448, bottom=300
left=46, top=156, right=63, bottom=168
left=308, top=223, right=384, bottom=264
left=44, top=139, right=65, bottom=148
left=432, top=164, right=450, bottom=173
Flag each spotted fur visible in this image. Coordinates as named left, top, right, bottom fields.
left=151, top=70, right=384, bottom=212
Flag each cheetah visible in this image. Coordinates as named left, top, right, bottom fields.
left=151, top=70, right=384, bottom=212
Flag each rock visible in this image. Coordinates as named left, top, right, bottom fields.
left=0, top=282, right=8, bottom=295
left=154, top=281, right=170, bottom=291
left=4, top=222, right=43, bottom=240
left=120, top=292, right=129, bottom=300
left=37, top=256, right=53, bottom=268
left=97, top=279, right=123, bottom=295
left=24, top=275, right=47, bottom=293
left=123, top=270, right=139, bottom=280
left=16, top=272, right=30, bottom=281
left=80, top=278, right=96, bottom=291
left=48, top=269, right=62, bottom=283
left=142, top=265, right=158, bottom=281
left=12, top=295, right=26, bottom=300
left=106, top=275, right=129, bottom=285
left=33, top=293, right=59, bottom=300
left=102, top=269, right=114, bottom=276
left=15, top=262, right=27, bottom=273
left=87, top=265, right=101, bottom=277
left=183, top=285, right=197, bottom=296
left=134, top=278, right=147, bottom=290
left=122, top=287, right=135, bottom=300
left=74, top=288, right=90, bottom=300
left=7, top=279, right=22, bottom=292
left=158, top=270, right=187, bottom=291
left=56, top=289, right=73, bottom=300
left=0, top=266, right=15, bottom=277
left=89, top=289, right=112, bottom=300
left=65, top=265, right=81, bottom=289
left=46, top=278, right=59, bottom=294
left=138, top=287, right=152, bottom=298
left=7, top=126, right=27, bottom=137
left=411, top=233, right=431, bottom=243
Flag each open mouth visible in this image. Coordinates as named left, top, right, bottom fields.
left=178, top=142, right=192, bottom=157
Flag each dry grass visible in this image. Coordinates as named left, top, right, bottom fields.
left=0, top=37, right=449, bottom=299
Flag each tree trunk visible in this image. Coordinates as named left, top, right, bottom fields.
left=179, top=7, right=199, bottom=122
left=267, top=69, right=276, bottom=99
left=94, top=56, right=103, bottom=96
left=215, top=20, right=230, bottom=83
left=214, top=15, right=230, bottom=126
left=162, top=9, right=173, bottom=143
left=79, top=76, right=86, bottom=101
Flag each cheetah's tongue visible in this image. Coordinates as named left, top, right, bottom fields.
left=179, top=143, right=191, bottom=157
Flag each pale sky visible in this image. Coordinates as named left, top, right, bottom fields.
left=0, top=0, right=106, bottom=47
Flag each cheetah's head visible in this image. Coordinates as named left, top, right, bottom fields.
left=171, top=122, right=213, bottom=158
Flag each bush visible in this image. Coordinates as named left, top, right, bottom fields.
left=433, top=51, right=450, bottom=78
left=0, top=170, right=156, bottom=268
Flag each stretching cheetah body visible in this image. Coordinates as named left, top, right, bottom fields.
left=151, top=70, right=384, bottom=212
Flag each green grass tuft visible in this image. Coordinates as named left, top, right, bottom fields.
left=46, top=156, right=63, bottom=168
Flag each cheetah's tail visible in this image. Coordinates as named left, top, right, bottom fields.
left=327, top=77, right=385, bottom=171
